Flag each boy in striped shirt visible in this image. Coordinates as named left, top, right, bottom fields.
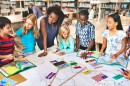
left=0, top=17, right=15, bottom=67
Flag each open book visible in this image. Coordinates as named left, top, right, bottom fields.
left=96, top=55, right=128, bottom=68
left=0, top=60, right=36, bottom=77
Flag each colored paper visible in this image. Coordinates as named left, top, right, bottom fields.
left=92, top=73, right=108, bottom=82
left=82, top=70, right=92, bottom=75
left=113, top=74, right=123, bottom=80
left=0, top=77, right=17, bottom=86
left=50, top=60, right=69, bottom=69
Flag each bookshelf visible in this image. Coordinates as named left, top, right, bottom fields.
left=61, top=0, right=77, bottom=12
left=35, top=0, right=50, bottom=12
left=49, top=0, right=61, bottom=8
left=78, top=0, right=90, bottom=11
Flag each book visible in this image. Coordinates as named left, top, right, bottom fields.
left=96, top=55, right=128, bottom=68
left=0, top=60, right=36, bottom=77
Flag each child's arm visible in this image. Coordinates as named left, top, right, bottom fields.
left=100, top=37, right=107, bottom=56
left=38, top=19, right=48, bottom=57
left=58, top=40, right=64, bottom=50
left=87, top=39, right=95, bottom=51
left=75, top=35, right=80, bottom=52
left=87, top=24, right=95, bottom=51
left=0, top=54, right=14, bottom=60
left=111, top=37, right=126, bottom=59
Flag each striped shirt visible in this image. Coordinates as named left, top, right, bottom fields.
left=0, top=35, right=14, bottom=67
left=0, top=35, right=15, bottom=55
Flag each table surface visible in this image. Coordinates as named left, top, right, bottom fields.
left=14, top=47, right=130, bottom=86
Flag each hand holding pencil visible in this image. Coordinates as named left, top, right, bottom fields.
left=121, top=69, right=130, bottom=80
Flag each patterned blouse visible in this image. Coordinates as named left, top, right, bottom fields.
left=103, top=30, right=126, bottom=58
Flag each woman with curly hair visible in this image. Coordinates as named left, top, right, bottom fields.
left=37, top=6, right=64, bottom=57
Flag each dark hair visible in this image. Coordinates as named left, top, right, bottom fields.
left=91, top=5, right=96, bottom=9
left=47, top=6, right=64, bottom=25
left=0, top=17, right=11, bottom=29
left=79, top=9, right=89, bottom=18
left=108, top=12, right=123, bottom=30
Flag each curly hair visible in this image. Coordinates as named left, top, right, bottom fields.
left=79, top=9, right=89, bottom=18
left=47, top=6, right=64, bottom=25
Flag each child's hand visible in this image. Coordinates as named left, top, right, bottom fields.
left=81, top=52, right=87, bottom=59
left=38, top=52, right=48, bottom=57
left=6, top=54, right=14, bottom=60
left=58, top=52, right=65, bottom=56
left=52, top=48, right=60, bottom=53
left=122, top=70, right=130, bottom=80
left=110, top=54, right=118, bottom=59
left=75, top=48, right=79, bottom=52
left=99, top=51, right=104, bottom=56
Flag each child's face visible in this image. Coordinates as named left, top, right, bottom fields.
left=0, top=24, right=12, bottom=35
left=62, top=32, right=68, bottom=39
left=107, top=17, right=117, bottom=30
left=79, top=15, right=87, bottom=26
left=93, top=6, right=96, bottom=10
left=24, top=19, right=33, bottom=30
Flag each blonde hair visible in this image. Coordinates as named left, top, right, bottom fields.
left=22, top=14, right=39, bottom=39
left=58, top=25, right=70, bottom=43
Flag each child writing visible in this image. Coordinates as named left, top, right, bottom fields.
left=0, top=17, right=15, bottom=66
left=99, top=12, right=127, bottom=66
left=12, top=14, right=39, bottom=57
left=53, top=25, right=75, bottom=56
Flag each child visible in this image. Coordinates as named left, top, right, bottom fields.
left=75, top=9, right=95, bottom=59
left=12, top=14, right=39, bottom=57
left=99, top=12, right=127, bottom=66
left=53, top=25, right=75, bottom=56
left=0, top=17, right=15, bottom=66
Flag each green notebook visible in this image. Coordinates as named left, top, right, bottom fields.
left=0, top=60, right=36, bottom=77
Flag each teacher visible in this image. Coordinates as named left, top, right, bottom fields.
left=37, top=6, right=64, bottom=57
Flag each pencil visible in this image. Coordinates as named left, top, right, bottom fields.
left=49, top=69, right=60, bottom=86
left=59, top=67, right=86, bottom=86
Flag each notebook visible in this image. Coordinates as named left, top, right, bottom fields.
left=0, top=60, right=36, bottom=77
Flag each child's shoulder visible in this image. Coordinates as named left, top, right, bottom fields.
left=0, top=35, right=14, bottom=39
left=118, top=30, right=126, bottom=35
left=103, top=30, right=109, bottom=34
